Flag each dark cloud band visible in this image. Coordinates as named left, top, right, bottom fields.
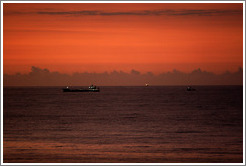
left=5, top=9, right=243, bottom=16
left=3, top=66, right=243, bottom=86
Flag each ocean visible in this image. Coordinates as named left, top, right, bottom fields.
left=3, top=86, right=243, bottom=163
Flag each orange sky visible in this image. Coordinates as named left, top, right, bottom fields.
left=3, top=3, right=243, bottom=74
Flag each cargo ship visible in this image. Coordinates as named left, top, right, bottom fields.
left=63, top=85, right=100, bottom=92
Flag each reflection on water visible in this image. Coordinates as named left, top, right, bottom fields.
left=3, top=86, right=243, bottom=163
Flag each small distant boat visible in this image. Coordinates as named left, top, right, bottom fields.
left=63, top=85, right=100, bottom=92
left=145, top=83, right=149, bottom=87
left=187, top=86, right=196, bottom=91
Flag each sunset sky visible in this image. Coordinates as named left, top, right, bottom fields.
left=3, top=2, right=244, bottom=75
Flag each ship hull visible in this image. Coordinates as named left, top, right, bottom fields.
left=63, top=89, right=100, bottom=92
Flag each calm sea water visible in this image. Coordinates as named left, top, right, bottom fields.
left=3, top=86, right=243, bottom=163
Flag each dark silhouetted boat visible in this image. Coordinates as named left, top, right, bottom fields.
left=187, top=86, right=196, bottom=91
left=63, top=85, right=100, bottom=92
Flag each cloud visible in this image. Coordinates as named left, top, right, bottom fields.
left=37, top=10, right=100, bottom=15
left=3, top=66, right=243, bottom=86
left=131, top=69, right=140, bottom=75
left=4, top=9, right=242, bottom=17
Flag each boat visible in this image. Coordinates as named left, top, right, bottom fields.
left=187, top=86, right=196, bottom=91
left=63, top=85, right=100, bottom=92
